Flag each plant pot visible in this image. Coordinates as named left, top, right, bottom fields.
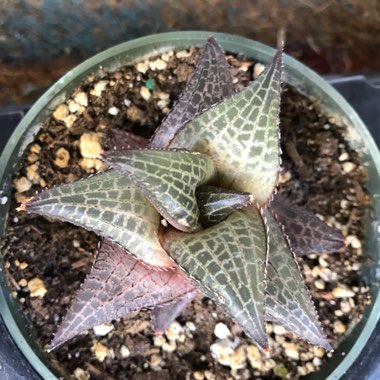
left=0, top=31, right=379, bottom=379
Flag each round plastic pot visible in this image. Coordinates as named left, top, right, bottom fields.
left=0, top=31, right=379, bottom=380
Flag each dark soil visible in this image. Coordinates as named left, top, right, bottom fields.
left=0, top=46, right=371, bottom=380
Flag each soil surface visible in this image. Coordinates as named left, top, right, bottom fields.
left=0, top=46, right=372, bottom=379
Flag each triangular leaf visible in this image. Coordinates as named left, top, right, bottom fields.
left=150, top=37, right=235, bottom=148
left=22, top=170, right=172, bottom=267
left=196, top=185, right=252, bottom=227
left=263, top=209, right=332, bottom=350
left=162, top=207, right=268, bottom=349
left=49, top=240, right=196, bottom=350
left=104, top=149, right=217, bottom=232
left=152, top=290, right=198, bottom=334
left=269, top=194, right=345, bottom=256
left=169, top=46, right=283, bottom=206
left=107, top=127, right=149, bottom=151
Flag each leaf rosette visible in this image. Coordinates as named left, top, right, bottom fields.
left=21, top=36, right=344, bottom=351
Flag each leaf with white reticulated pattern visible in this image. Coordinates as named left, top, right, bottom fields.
left=169, top=45, right=283, bottom=206
left=49, top=240, right=195, bottom=350
left=150, top=37, right=234, bottom=148
left=104, top=149, right=217, bottom=232
left=263, top=209, right=332, bottom=350
left=22, top=170, right=172, bottom=267
left=162, top=207, right=268, bottom=349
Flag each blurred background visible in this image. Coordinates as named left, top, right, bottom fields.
left=0, top=0, right=379, bottom=105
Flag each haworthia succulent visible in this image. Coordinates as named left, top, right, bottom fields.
left=150, top=37, right=235, bottom=148
left=169, top=45, right=283, bottom=206
left=263, top=209, right=332, bottom=350
left=162, top=207, right=268, bottom=349
left=105, top=149, right=217, bottom=232
left=49, top=240, right=195, bottom=350
left=269, top=194, right=345, bottom=256
left=23, top=170, right=173, bottom=267
left=196, top=185, right=252, bottom=227
left=19, top=37, right=339, bottom=353
left=152, top=290, right=198, bottom=334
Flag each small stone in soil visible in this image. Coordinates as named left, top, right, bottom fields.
left=149, top=58, right=167, bottom=71
left=19, top=262, right=28, bottom=270
left=14, top=176, right=32, bottom=193
left=54, top=147, right=70, bottom=168
left=79, top=133, right=103, bottom=158
left=27, top=277, right=47, bottom=298
left=73, top=367, right=90, bottom=380
left=74, top=92, right=88, bottom=107
left=108, top=106, right=120, bottom=115
left=53, top=104, right=69, bottom=121
left=119, top=345, right=130, bottom=358
left=64, top=114, right=77, bottom=129
left=136, top=62, right=149, bottom=74
left=334, top=320, right=346, bottom=334
left=90, top=80, right=108, bottom=97
left=284, top=342, right=300, bottom=360
left=93, top=322, right=114, bottom=336
left=92, top=341, right=108, bottom=362
left=342, top=162, right=356, bottom=173
left=332, top=286, right=355, bottom=298
left=140, top=86, right=151, bottom=101
left=214, top=322, right=231, bottom=339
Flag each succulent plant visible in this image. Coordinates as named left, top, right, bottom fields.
left=19, top=37, right=344, bottom=352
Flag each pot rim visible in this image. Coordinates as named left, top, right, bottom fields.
left=1, top=31, right=379, bottom=380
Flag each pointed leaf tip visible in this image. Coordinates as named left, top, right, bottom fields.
left=263, top=209, right=331, bottom=350
left=150, top=36, right=234, bottom=148
left=105, top=149, right=217, bottom=232
left=49, top=240, right=196, bottom=350
left=162, top=207, right=268, bottom=349
left=269, top=194, right=345, bottom=256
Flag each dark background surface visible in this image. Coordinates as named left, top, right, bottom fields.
left=0, top=76, right=379, bottom=379
left=1, top=1, right=379, bottom=106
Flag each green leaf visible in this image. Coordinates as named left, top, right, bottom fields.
left=263, top=209, right=332, bottom=350
left=169, top=47, right=283, bottom=206
left=162, top=207, right=268, bottom=349
left=196, top=185, right=252, bottom=227
left=23, top=170, right=172, bottom=267
left=105, top=149, right=217, bottom=232
left=150, top=37, right=235, bottom=148
left=269, top=194, right=345, bottom=256
left=49, top=240, right=195, bottom=350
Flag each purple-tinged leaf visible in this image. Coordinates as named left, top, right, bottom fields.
left=169, top=44, right=283, bottom=206
left=105, top=149, right=217, bottom=232
left=21, top=170, right=173, bottom=267
left=196, top=185, right=252, bottom=227
left=49, top=240, right=196, bottom=350
left=263, top=209, right=332, bottom=350
left=269, top=194, right=345, bottom=256
left=150, top=37, right=235, bottom=148
left=162, top=207, right=268, bottom=349
left=152, top=290, right=198, bottom=334
left=107, top=127, right=149, bottom=151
